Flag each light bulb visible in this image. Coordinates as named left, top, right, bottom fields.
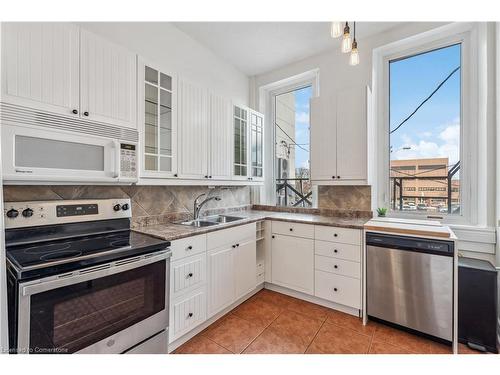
left=349, top=40, right=359, bottom=66
left=330, top=22, right=342, bottom=38
left=341, top=23, right=351, bottom=53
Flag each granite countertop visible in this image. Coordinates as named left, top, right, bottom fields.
left=133, top=209, right=370, bottom=242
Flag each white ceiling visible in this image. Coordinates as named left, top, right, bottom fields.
left=173, top=22, right=400, bottom=76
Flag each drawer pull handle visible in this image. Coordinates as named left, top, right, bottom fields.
left=334, top=265, right=338, bottom=269
left=334, top=233, right=338, bottom=237
left=187, top=312, right=193, bottom=318
left=187, top=246, right=193, bottom=250
left=333, top=249, right=338, bottom=253
left=232, top=244, right=236, bottom=248
left=289, top=228, right=293, bottom=232
left=187, top=272, right=193, bottom=278
left=334, top=288, right=338, bottom=292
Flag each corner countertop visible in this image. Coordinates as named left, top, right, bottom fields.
left=133, top=210, right=370, bottom=242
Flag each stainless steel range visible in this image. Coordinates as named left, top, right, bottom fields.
left=5, top=199, right=171, bottom=354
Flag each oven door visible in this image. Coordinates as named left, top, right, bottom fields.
left=17, top=251, right=170, bottom=354
left=1, top=123, right=121, bottom=183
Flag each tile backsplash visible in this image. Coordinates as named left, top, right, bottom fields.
left=317, top=185, right=372, bottom=212
left=3, top=185, right=251, bottom=227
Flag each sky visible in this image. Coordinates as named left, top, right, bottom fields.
left=293, top=85, right=312, bottom=170
left=389, top=44, right=461, bottom=166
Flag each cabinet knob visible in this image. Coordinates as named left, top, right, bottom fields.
left=289, top=228, right=293, bottom=232
left=272, top=235, right=275, bottom=239
left=334, top=265, right=338, bottom=269
left=334, top=288, right=338, bottom=292
left=334, top=233, right=338, bottom=237
left=236, top=243, right=240, bottom=247
left=187, top=312, right=193, bottom=318
left=72, top=109, right=78, bottom=115
left=187, top=272, right=193, bottom=278
left=333, top=249, right=338, bottom=253
left=209, top=176, right=212, bottom=179
left=332, top=176, right=336, bottom=179
left=174, top=173, right=178, bottom=177
left=187, top=245, right=193, bottom=250
left=205, top=175, right=208, bottom=178
left=337, top=176, right=340, bottom=179
left=232, top=244, right=236, bottom=248
left=83, top=111, right=89, bottom=116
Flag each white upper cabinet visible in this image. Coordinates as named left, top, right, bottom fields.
left=138, top=59, right=177, bottom=178
left=1, top=23, right=80, bottom=117
left=208, top=93, right=232, bottom=180
left=1, top=24, right=137, bottom=130
left=310, top=85, right=368, bottom=184
left=177, top=78, right=209, bottom=179
left=80, top=29, right=137, bottom=129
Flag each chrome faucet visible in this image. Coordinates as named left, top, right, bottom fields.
left=193, top=193, right=221, bottom=220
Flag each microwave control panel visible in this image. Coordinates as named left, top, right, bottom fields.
left=120, top=143, right=137, bottom=179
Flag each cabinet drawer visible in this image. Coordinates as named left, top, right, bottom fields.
left=170, top=234, right=206, bottom=261
left=314, top=240, right=361, bottom=262
left=170, top=288, right=207, bottom=342
left=207, top=223, right=256, bottom=250
left=272, top=221, right=314, bottom=239
left=315, top=255, right=360, bottom=279
left=315, top=270, right=361, bottom=309
left=314, top=226, right=361, bottom=245
left=171, top=253, right=206, bottom=298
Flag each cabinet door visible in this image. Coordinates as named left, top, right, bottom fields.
left=234, top=239, right=256, bottom=300
left=1, top=23, right=79, bottom=116
left=271, top=234, right=314, bottom=295
left=139, top=60, right=177, bottom=177
left=207, top=246, right=235, bottom=317
left=336, top=86, right=367, bottom=181
left=249, top=110, right=264, bottom=181
left=310, top=95, right=337, bottom=181
left=178, top=79, right=209, bottom=179
left=209, top=93, right=232, bottom=180
left=232, top=105, right=249, bottom=180
left=80, top=29, right=137, bottom=129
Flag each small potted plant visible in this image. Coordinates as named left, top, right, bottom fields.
left=377, top=207, right=388, bottom=217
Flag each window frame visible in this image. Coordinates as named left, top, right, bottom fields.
left=372, top=23, right=483, bottom=226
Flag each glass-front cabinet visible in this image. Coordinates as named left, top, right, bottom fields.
left=233, top=105, right=248, bottom=179
left=139, top=60, right=177, bottom=178
left=233, top=105, right=264, bottom=181
left=250, top=111, right=264, bottom=181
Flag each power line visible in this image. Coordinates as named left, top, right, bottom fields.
left=390, top=66, right=460, bottom=134
left=275, top=122, right=309, bottom=152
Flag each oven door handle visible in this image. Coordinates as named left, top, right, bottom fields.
left=21, top=250, right=170, bottom=297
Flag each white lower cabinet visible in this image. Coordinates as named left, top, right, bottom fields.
left=314, top=271, right=361, bottom=309
left=171, top=253, right=206, bottom=298
left=170, top=288, right=207, bottom=342
left=271, top=233, right=314, bottom=295
left=234, top=239, right=257, bottom=300
left=207, top=246, right=235, bottom=316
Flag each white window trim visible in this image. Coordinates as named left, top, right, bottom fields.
left=258, top=69, right=319, bottom=206
left=371, top=22, right=489, bottom=227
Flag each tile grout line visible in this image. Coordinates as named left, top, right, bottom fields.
left=303, top=319, right=327, bottom=354
left=237, top=306, right=284, bottom=354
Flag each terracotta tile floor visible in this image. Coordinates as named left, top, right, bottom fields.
left=174, top=289, right=485, bottom=355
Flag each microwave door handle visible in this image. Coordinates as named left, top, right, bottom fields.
left=113, top=140, right=120, bottom=178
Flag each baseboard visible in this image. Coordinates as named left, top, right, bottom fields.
left=264, top=283, right=360, bottom=317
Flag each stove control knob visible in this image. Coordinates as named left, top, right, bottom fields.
left=6, top=209, right=19, bottom=219
left=121, top=203, right=130, bottom=211
left=22, top=208, right=33, bottom=218
left=113, top=204, right=122, bottom=212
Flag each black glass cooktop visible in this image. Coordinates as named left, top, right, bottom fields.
left=6, top=221, right=170, bottom=280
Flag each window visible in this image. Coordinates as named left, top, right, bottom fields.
left=274, top=86, right=313, bottom=207
left=389, top=44, right=462, bottom=216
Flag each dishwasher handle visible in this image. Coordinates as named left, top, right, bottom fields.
left=366, top=232, right=454, bottom=256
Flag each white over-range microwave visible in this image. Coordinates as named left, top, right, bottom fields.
left=1, top=104, right=138, bottom=184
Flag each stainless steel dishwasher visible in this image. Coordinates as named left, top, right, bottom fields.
left=366, top=232, right=454, bottom=342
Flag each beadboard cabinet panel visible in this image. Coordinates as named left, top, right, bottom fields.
left=80, top=29, right=137, bottom=129
left=1, top=23, right=80, bottom=116
left=177, top=79, right=209, bottom=179
left=209, top=93, right=232, bottom=180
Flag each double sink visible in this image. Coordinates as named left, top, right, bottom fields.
left=175, top=215, right=245, bottom=228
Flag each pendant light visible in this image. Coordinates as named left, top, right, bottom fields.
left=330, top=22, right=343, bottom=38
left=349, top=22, right=359, bottom=66
left=341, top=22, right=352, bottom=53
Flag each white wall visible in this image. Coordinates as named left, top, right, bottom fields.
left=78, top=22, right=249, bottom=104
